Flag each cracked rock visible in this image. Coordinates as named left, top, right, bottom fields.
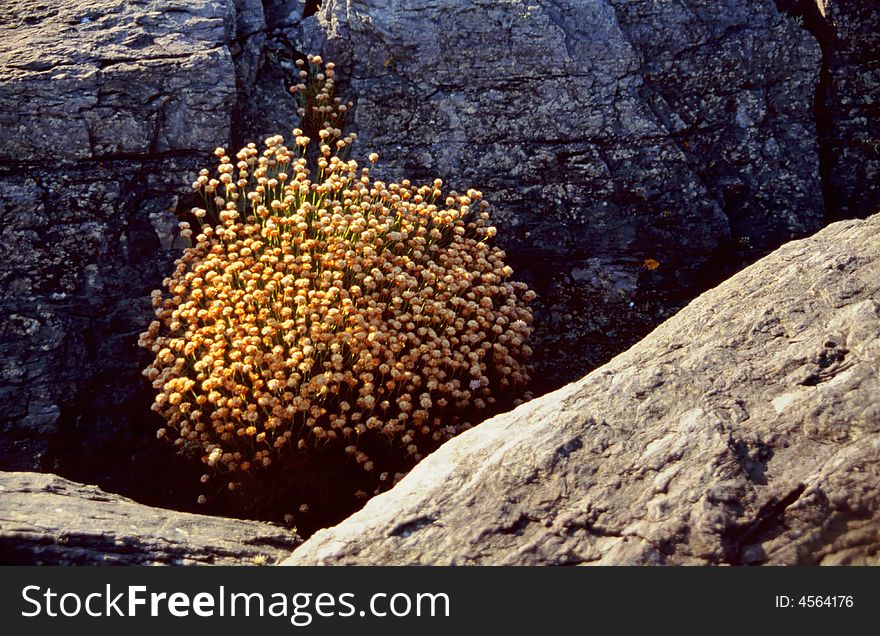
left=0, top=1, right=256, bottom=489
left=814, top=0, right=880, bottom=221
left=0, top=0, right=876, bottom=543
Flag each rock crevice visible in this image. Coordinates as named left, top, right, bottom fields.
left=778, top=0, right=880, bottom=222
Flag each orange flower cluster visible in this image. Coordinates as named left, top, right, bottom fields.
left=139, top=55, right=534, bottom=500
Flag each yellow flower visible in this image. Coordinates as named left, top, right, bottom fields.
left=140, top=53, right=536, bottom=514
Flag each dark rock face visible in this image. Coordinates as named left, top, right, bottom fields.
left=0, top=2, right=316, bottom=505
left=298, top=0, right=825, bottom=391
left=814, top=0, right=880, bottom=221
left=0, top=2, right=242, bottom=493
left=0, top=471, right=300, bottom=565
left=284, top=214, right=880, bottom=566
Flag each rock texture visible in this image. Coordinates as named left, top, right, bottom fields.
left=299, top=0, right=825, bottom=390
left=814, top=0, right=880, bottom=221
left=0, top=471, right=300, bottom=565
left=0, top=2, right=250, bottom=487
left=284, top=214, right=880, bottom=566
left=0, top=0, right=876, bottom=527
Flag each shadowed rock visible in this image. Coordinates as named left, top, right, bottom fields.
left=284, top=214, right=880, bottom=565
left=814, top=0, right=880, bottom=221
left=0, top=1, right=254, bottom=501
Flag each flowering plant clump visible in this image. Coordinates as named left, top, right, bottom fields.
left=139, top=55, right=534, bottom=512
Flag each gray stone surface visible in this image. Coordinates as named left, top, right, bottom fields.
left=0, top=1, right=245, bottom=479
left=297, top=0, right=825, bottom=390
left=0, top=1, right=237, bottom=161
left=0, top=471, right=300, bottom=565
left=284, top=214, right=880, bottom=565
